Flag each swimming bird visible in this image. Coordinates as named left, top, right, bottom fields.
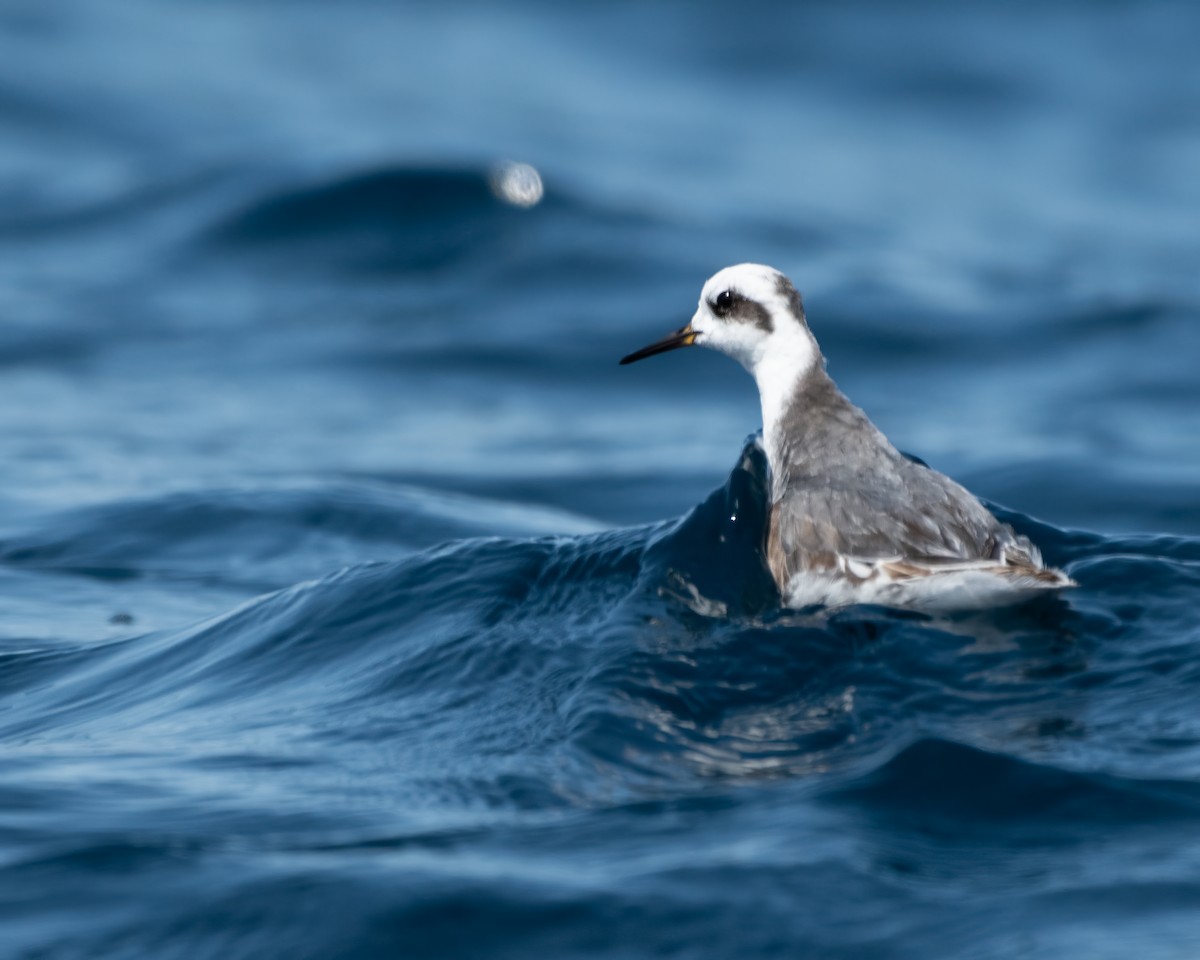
left=620, top=263, right=1074, bottom=611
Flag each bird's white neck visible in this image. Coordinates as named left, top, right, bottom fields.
left=747, top=329, right=819, bottom=474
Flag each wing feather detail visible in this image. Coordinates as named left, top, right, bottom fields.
left=766, top=457, right=1074, bottom=597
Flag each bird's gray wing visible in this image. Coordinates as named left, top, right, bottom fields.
left=766, top=459, right=1038, bottom=585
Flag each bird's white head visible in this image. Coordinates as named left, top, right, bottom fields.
left=689, top=264, right=817, bottom=376
left=621, top=265, right=823, bottom=458
left=620, top=265, right=822, bottom=452
left=620, top=264, right=817, bottom=377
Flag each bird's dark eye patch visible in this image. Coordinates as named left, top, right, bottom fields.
left=709, top=286, right=773, bottom=332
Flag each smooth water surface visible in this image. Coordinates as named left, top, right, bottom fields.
left=1, top=2, right=1199, bottom=957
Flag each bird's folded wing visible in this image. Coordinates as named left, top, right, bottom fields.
left=767, top=470, right=1032, bottom=585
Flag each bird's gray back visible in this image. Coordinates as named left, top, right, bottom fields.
left=766, top=369, right=1033, bottom=583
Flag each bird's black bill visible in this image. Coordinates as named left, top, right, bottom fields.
left=618, top=325, right=697, bottom=365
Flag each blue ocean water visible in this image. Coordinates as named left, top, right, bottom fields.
left=2, top=1, right=1199, bottom=957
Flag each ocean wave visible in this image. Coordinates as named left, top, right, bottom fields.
left=7, top=440, right=1198, bottom=794
left=3, top=442, right=1200, bottom=958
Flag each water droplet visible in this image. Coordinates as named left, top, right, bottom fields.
left=490, top=161, right=543, bottom=208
